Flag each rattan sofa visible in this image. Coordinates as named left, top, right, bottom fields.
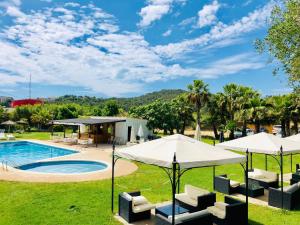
left=207, top=196, right=247, bottom=225
left=268, top=183, right=300, bottom=210
left=118, top=191, right=155, bottom=223
left=248, top=168, right=279, bottom=189
left=214, top=174, right=240, bottom=195
left=175, top=185, right=216, bottom=212
left=155, top=209, right=213, bottom=225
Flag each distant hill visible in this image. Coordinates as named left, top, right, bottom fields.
left=50, top=89, right=186, bottom=110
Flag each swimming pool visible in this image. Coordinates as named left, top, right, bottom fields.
left=18, top=160, right=108, bottom=174
left=0, top=141, right=76, bottom=166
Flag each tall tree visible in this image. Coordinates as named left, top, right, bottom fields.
left=171, top=94, right=194, bottom=134
left=187, top=80, right=209, bottom=140
left=256, top=0, right=300, bottom=88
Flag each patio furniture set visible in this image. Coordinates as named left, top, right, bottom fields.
left=119, top=184, right=247, bottom=225
left=214, top=167, right=300, bottom=210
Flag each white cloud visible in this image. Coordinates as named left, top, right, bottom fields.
left=154, top=2, right=274, bottom=58
left=138, top=0, right=186, bottom=27
left=0, top=0, right=21, bottom=8
left=6, top=6, right=24, bottom=17
left=179, top=17, right=196, bottom=27
left=197, top=0, right=221, bottom=28
left=162, top=29, right=172, bottom=36
left=0, top=2, right=271, bottom=97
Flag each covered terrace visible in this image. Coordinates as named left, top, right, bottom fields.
left=51, top=118, right=126, bottom=146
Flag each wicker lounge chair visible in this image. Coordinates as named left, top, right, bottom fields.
left=214, top=174, right=240, bottom=195
left=207, top=196, right=247, bottom=225
left=248, top=168, right=278, bottom=189
left=268, top=183, right=300, bottom=210
left=175, top=185, right=216, bottom=212
left=119, top=191, right=155, bottom=223
left=155, top=209, right=213, bottom=225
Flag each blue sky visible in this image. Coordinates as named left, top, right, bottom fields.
left=0, top=0, right=292, bottom=99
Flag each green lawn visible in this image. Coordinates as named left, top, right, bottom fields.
left=0, top=132, right=299, bottom=225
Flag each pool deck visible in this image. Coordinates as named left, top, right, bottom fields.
left=0, top=140, right=138, bottom=183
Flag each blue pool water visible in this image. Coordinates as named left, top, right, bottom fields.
left=0, top=141, right=76, bottom=166
left=18, top=160, right=108, bottom=174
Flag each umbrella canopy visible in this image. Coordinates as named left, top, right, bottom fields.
left=116, top=134, right=245, bottom=169
left=285, top=134, right=300, bottom=142
left=137, top=124, right=144, bottom=138
left=17, top=120, right=28, bottom=124
left=217, top=132, right=300, bottom=155
left=1, top=120, right=16, bottom=125
left=130, top=127, right=136, bottom=142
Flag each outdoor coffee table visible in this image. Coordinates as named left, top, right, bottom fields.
left=155, top=204, right=189, bottom=218
left=239, top=183, right=264, bottom=197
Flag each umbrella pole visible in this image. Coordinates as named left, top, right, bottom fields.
left=246, top=149, right=249, bottom=225
left=172, top=154, right=177, bottom=225
left=265, top=154, right=268, bottom=171
left=111, top=144, right=116, bottom=213
left=291, top=154, right=293, bottom=173
left=280, top=146, right=283, bottom=209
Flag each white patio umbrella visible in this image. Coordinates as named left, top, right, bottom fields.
left=1, top=120, right=16, bottom=133
left=285, top=133, right=300, bottom=143
left=112, top=134, right=247, bottom=225
left=194, top=124, right=201, bottom=140
left=137, top=124, right=144, bottom=140
left=217, top=132, right=300, bottom=209
left=116, top=134, right=245, bottom=169
left=130, top=127, right=136, bottom=143
left=217, top=132, right=300, bottom=155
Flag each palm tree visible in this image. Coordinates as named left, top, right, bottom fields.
left=172, top=94, right=194, bottom=134
left=235, top=87, right=260, bottom=136
left=187, top=80, right=209, bottom=141
left=246, top=96, right=270, bottom=133
left=268, top=95, right=293, bottom=137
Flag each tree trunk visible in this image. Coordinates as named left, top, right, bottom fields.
left=229, top=129, right=234, bottom=140
left=196, top=109, right=201, bottom=140
left=242, top=120, right=247, bottom=137
left=212, top=124, right=219, bottom=140
left=255, top=121, right=260, bottom=133
left=286, top=120, right=291, bottom=136
left=181, top=120, right=186, bottom=135
left=292, top=119, right=299, bottom=134
left=281, top=120, right=286, bottom=137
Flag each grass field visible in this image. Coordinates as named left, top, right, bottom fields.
left=0, top=132, right=299, bottom=225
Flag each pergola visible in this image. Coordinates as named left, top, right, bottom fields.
left=52, top=118, right=125, bottom=146
left=285, top=133, right=300, bottom=142
left=111, top=134, right=247, bottom=225
left=217, top=132, right=300, bottom=209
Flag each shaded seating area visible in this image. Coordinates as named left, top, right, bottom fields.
left=214, top=175, right=240, bottom=195
left=119, top=191, right=155, bottom=223
left=52, top=117, right=125, bottom=147
left=217, top=132, right=300, bottom=209
left=175, top=185, right=216, bottom=212
left=248, top=168, right=279, bottom=189
left=268, top=183, right=300, bottom=210
left=112, top=134, right=248, bottom=225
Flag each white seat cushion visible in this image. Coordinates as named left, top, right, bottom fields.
left=175, top=193, right=198, bottom=207
left=214, top=202, right=228, bottom=211
left=185, top=185, right=209, bottom=200
left=132, top=196, right=148, bottom=206
left=207, top=206, right=226, bottom=219
left=230, top=180, right=240, bottom=188
left=122, top=192, right=132, bottom=201
left=132, top=203, right=155, bottom=213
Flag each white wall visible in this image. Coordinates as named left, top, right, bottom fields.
left=89, top=116, right=152, bottom=144
left=115, top=118, right=152, bottom=144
